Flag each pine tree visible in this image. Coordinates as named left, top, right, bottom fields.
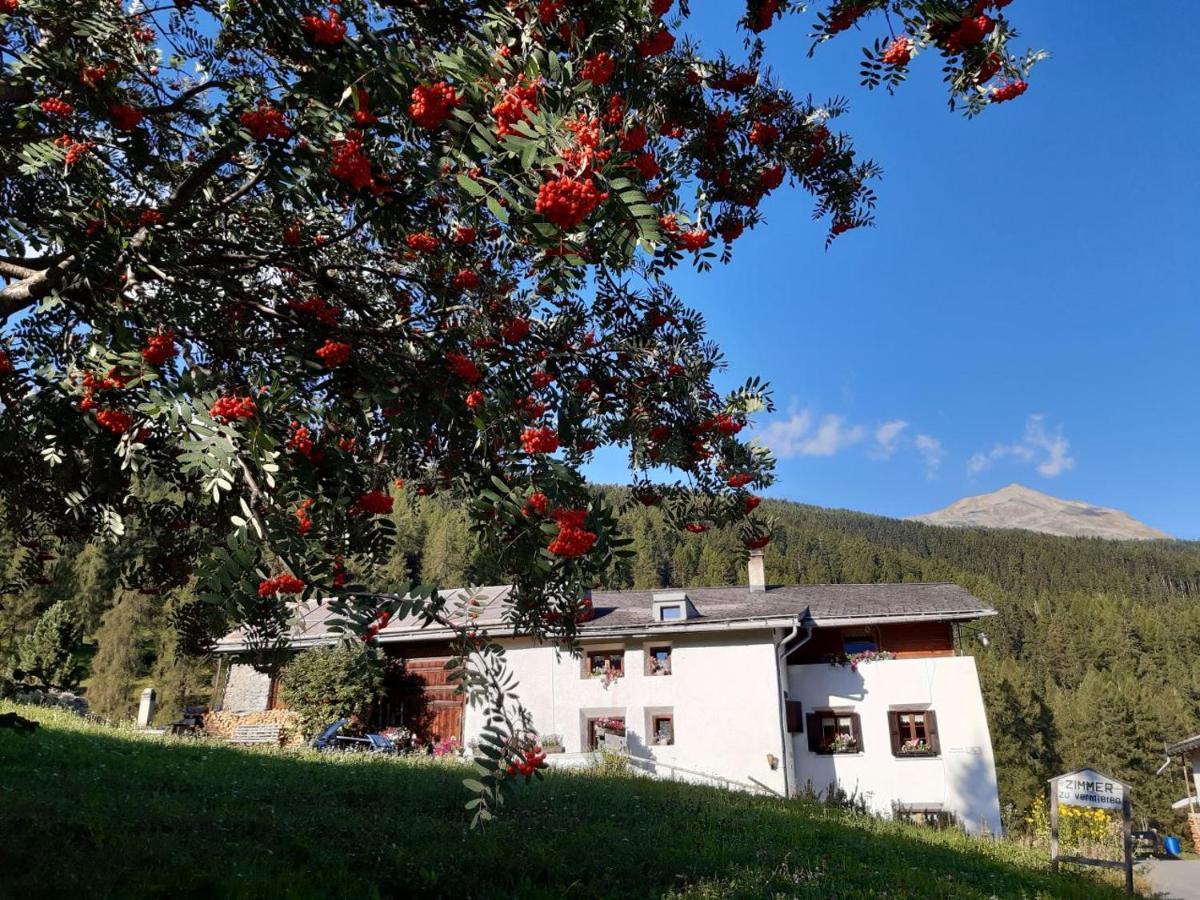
left=15, top=599, right=83, bottom=689
left=87, top=593, right=152, bottom=720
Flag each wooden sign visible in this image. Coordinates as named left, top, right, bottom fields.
left=1056, top=768, right=1127, bottom=810
left=1048, top=768, right=1133, bottom=895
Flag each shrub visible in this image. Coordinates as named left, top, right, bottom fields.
left=278, top=644, right=383, bottom=738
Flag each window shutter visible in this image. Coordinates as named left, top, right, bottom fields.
left=850, top=713, right=864, bottom=753
left=925, top=709, right=939, bottom=754
left=888, top=711, right=901, bottom=756
left=806, top=713, right=819, bottom=752
left=786, top=700, right=803, bottom=734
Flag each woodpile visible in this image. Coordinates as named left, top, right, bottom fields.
left=204, top=709, right=304, bottom=747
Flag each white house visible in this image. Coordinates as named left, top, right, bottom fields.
left=214, top=552, right=1004, bottom=833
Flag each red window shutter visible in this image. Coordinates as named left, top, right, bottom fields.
left=925, top=709, right=940, bottom=754
left=786, top=700, right=803, bottom=734
left=888, top=711, right=901, bottom=755
left=850, top=713, right=864, bottom=753
left=806, top=713, right=819, bottom=752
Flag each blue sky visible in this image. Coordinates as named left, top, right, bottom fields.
left=586, top=4, right=1200, bottom=538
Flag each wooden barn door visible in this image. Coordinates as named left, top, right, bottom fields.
left=402, top=655, right=463, bottom=744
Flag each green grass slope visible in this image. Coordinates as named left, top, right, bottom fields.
left=0, top=704, right=1134, bottom=899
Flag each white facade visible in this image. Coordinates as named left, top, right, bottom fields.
left=787, top=655, right=1003, bottom=834
left=463, top=629, right=792, bottom=797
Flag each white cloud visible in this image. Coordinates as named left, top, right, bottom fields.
left=757, top=409, right=865, bottom=459
left=873, top=420, right=909, bottom=458
left=914, top=434, right=945, bottom=477
left=968, top=415, right=1075, bottom=478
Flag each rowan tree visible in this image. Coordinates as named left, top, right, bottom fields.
left=0, top=0, right=1042, bottom=821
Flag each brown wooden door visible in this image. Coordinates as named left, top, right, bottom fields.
left=402, top=656, right=463, bottom=744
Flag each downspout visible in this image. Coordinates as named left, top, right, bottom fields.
left=774, top=619, right=813, bottom=798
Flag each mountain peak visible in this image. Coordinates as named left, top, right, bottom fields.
left=909, top=484, right=1170, bottom=541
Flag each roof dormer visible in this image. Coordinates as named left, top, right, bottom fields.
left=651, top=591, right=699, bottom=623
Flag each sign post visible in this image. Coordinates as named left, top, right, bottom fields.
left=1048, top=768, right=1133, bottom=895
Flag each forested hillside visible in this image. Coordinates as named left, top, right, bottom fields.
left=4, top=487, right=1198, bottom=827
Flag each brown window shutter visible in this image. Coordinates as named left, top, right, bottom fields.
left=806, top=713, right=819, bottom=752
left=888, top=711, right=901, bottom=755
left=786, top=700, right=803, bottom=734
left=850, top=713, right=864, bottom=753
left=925, top=709, right=939, bottom=754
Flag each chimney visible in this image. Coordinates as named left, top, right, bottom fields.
left=748, top=550, right=766, bottom=592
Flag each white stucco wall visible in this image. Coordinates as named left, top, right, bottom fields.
left=788, top=655, right=1002, bottom=834
left=465, top=629, right=790, bottom=796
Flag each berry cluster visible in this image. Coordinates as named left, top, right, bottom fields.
left=524, top=491, right=549, bottom=516
left=465, top=389, right=485, bottom=409
left=500, top=317, right=530, bottom=343
left=446, top=351, right=482, bottom=383
left=534, top=175, right=608, bottom=230
left=408, top=82, right=459, bottom=129
left=520, top=426, right=559, bottom=454
left=353, top=489, right=394, bottom=515
left=881, top=36, right=912, bottom=67
left=991, top=80, right=1028, bottom=103
left=95, top=408, right=133, bottom=434
left=406, top=231, right=440, bottom=253
left=39, top=97, right=74, bottom=117
left=547, top=508, right=597, bottom=558
left=580, top=52, right=615, bottom=86
left=945, top=15, right=994, bottom=54
left=295, top=497, right=314, bottom=535
left=210, top=395, right=257, bottom=423
left=301, top=9, right=346, bottom=46
left=288, top=295, right=340, bottom=325
left=141, top=333, right=177, bottom=366
left=109, top=104, right=144, bottom=131
left=505, top=745, right=546, bottom=779
left=240, top=101, right=290, bottom=141
left=362, top=609, right=392, bottom=642
left=330, top=132, right=379, bottom=192
left=258, top=573, right=305, bottom=596
left=636, top=29, right=675, bottom=58
left=747, top=122, right=780, bottom=146
left=287, top=422, right=324, bottom=462
left=725, top=473, right=754, bottom=488
left=491, top=78, right=540, bottom=137
left=452, top=269, right=481, bottom=291
left=676, top=228, right=710, bottom=252
left=743, top=495, right=762, bottom=514
left=315, top=339, right=351, bottom=368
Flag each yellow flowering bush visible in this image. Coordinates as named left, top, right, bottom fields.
left=1026, top=794, right=1121, bottom=857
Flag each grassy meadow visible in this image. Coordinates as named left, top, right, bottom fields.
left=0, top=702, right=1138, bottom=899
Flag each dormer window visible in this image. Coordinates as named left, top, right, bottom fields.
left=651, top=591, right=698, bottom=622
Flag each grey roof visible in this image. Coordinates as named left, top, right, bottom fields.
left=585, top=582, right=993, bottom=631
left=1167, top=734, right=1200, bottom=756
left=215, top=581, right=993, bottom=652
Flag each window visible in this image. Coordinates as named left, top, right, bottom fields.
left=651, top=714, right=674, bottom=746
left=587, top=715, right=625, bottom=750
left=889, top=709, right=939, bottom=757
left=646, top=645, right=672, bottom=676
left=842, top=630, right=878, bottom=654
left=586, top=649, right=624, bottom=680
left=658, top=605, right=683, bottom=621
left=806, top=710, right=862, bottom=754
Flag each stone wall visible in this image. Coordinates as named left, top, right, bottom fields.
left=221, top=663, right=272, bottom=713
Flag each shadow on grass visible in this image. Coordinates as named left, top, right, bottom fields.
left=0, top=711, right=1132, bottom=899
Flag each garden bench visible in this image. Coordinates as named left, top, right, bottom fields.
left=227, top=724, right=282, bottom=746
